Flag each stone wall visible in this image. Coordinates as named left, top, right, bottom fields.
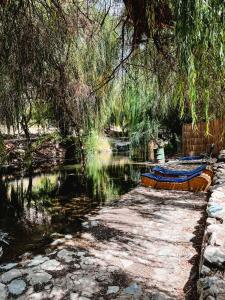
left=198, top=163, right=225, bottom=299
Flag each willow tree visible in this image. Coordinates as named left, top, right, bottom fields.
left=0, top=0, right=121, bottom=163
left=0, top=0, right=224, bottom=158
left=119, top=0, right=225, bottom=124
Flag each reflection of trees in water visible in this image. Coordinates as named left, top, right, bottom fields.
left=0, top=157, right=145, bottom=261
left=0, top=158, right=143, bottom=233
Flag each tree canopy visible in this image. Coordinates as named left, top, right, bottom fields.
left=0, top=0, right=224, bottom=142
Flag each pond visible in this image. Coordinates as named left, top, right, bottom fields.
left=0, top=154, right=149, bottom=262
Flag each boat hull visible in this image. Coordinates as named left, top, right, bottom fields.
left=141, top=173, right=211, bottom=192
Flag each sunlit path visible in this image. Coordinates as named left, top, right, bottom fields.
left=82, top=187, right=207, bottom=299
left=0, top=186, right=207, bottom=299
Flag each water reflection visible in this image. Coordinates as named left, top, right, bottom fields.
left=0, top=154, right=148, bottom=261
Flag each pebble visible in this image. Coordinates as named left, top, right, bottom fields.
left=107, top=286, right=120, bottom=294
left=0, top=268, right=22, bottom=283
left=8, top=279, right=26, bottom=296
left=65, top=234, right=73, bottom=239
left=123, top=283, right=142, bottom=296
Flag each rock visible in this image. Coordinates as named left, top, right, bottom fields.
left=211, top=191, right=225, bottom=198
left=0, top=268, right=22, bottom=283
left=41, top=259, right=64, bottom=272
left=90, top=220, right=99, bottom=227
left=77, top=251, right=86, bottom=257
left=82, top=222, right=90, bottom=229
left=26, top=291, right=49, bottom=300
left=206, top=218, right=217, bottom=226
left=207, top=204, right=225, bottom=220
left=79, top=297, right=90, bottom=300
left=198, top=276, right=225, bottom=299
left=27, top=271, right=52, bottom=286
left=44, top=283, right=53, bottom=291
left=72, top=277, right=100, bottom=295
left=57, top=249, right=75, bottom=263
left=70, top=293, right=79, bottom=300
left=0, top=282, right=8, bottom=299
left=28, top=255, right=49, bottom=267
left=65, top=234, right=73, bottom=240
left=8, top=279, right=26, bottom=296
left=123, top=283, right=142, bottom=296
left=107, top=286, right=120, bottom=294
left=207, top=224, right=225, bottom=234
left=50, top=286, right=66, bottom=300
left=0, top=263, right=18, bottom=271
left=51, top=238, right=66, bottom=246
left=50, top=233, right=65, bottom=239
left=20, top=252, right=33, bottom=260
left=201, top=265, right=211, bottom=276
left=205, top=296, right=216, bottom=300
left=208, top=226, right=225, bottom=247
left=204, top=245, right=225, bottom=266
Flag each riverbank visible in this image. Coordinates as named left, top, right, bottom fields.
left=0, top=186, right=207, bottom=299
left=0, top=136, right=66, bottom=178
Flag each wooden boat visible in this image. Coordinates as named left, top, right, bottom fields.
left=141, top=172, right=211, bottom=192
left=153, top=165, right=213, bottom=179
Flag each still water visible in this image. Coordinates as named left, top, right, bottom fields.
left=0, top=154, right=148, bottom=262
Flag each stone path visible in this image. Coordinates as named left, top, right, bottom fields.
left=0, top=187, right=207, bottom=299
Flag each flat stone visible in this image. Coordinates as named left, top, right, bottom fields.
left=0, top=268, right=22, bottom=283
left=79, top=297, right=90, bottom=300
left=123, top=283, right=142, bottom=295
left=204, top=245, right=225, bottom=266
left=27, top=271, right=52, bottom=285
left=211, top=191, right=225, bottom=198
left=50, top=286, right=66, bottom=300
left=28, top=255, right=49, bottom=267
left=0, top=263, right=18, bottom=271
left=72, top=277, right=100, bottom=295
left=0, top=282, right=8, bottom=299
left=70, top=293, right=79, bottom=300
left=57, top=249, right=75, bottom=263
left=8, top=279, right=26, bottom=296
left=207, top=204, right=225, bottom=220
left=41, top=259, right=63, bottom=272
left=107, top=286, right=120, bottom=294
